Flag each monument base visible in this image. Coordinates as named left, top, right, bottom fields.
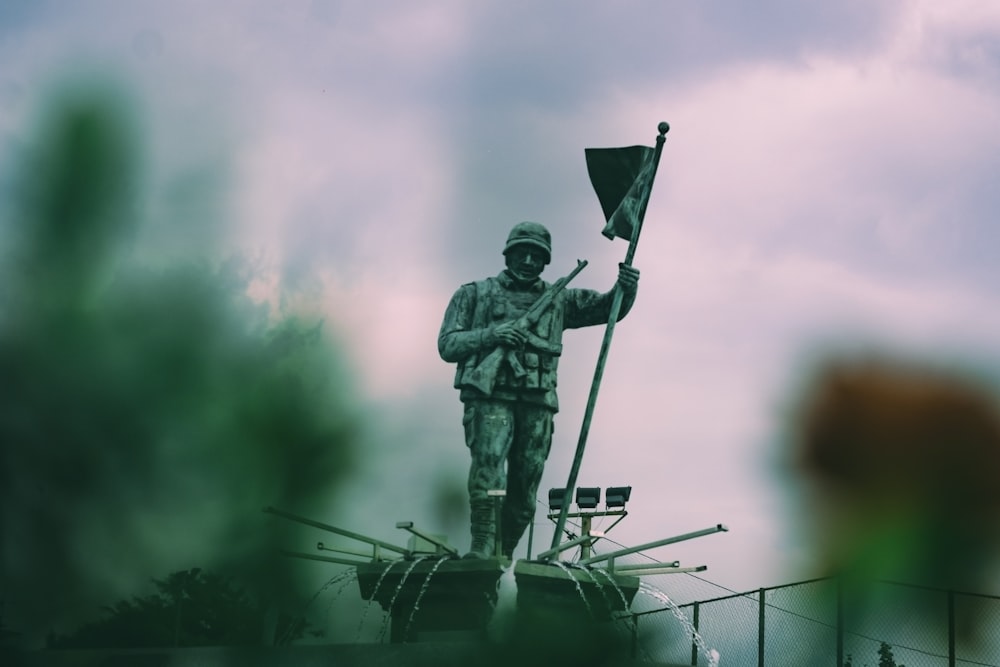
left=355, top=556, right=640, bottom=643
left=513, top=560, right=640, bottom=623
left=355, top=556, right=506, bottom=643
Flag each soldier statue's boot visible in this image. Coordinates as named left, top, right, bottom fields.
left=500, top=534, right=518, bottom=561
left=500, top=513, right=529, bottom=560
left=463, top=500, right=495, bottom=559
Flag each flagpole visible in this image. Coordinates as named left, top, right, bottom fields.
left=549, top=121, right=669, bottom=553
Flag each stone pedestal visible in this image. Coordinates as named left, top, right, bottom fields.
left=356, top=557, right=641, bottom=643
left=355, top=557, right=506, bottom=643
left=513, top=560, right=640, bottom=622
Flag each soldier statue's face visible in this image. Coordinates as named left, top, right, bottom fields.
left=505, top=244, right=549, bottom=283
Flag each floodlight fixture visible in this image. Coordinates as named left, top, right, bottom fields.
left=548, top=487, right=568, bottom=511
left=576, top=487, right=600, bottom=509
left=605, top=486, right=632, bottom=508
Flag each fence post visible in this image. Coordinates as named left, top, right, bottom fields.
left=948, top=590, right=956, bottom=667
left=690, top=601, right=700, bottom=666
left=836, top=577, right=844, bottom=667
left=758, top=588, right=765, bottom=667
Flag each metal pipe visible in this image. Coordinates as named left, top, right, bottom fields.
left=317, top=542, right=397, bottom=560
left=526, top=511, right=534, bottom=559
left=578, top=524, right=728, bottom=565
left=605, top=565, right=706, bottom=576
left=546, top=509, right=627, bottom=520
left=690, top=601, right=700, bottom=666
left=948, top=590, right=956, bottom=667
left=395, top=522, right=459, bottom=556
left=580, top=515, right=593, bottom=561
left=263, top=506, right=408, bottom=554
left=549, top=122, right=670, bottom=552
left=278, top=549, right=371, bottom=567
left=758, top=587, right=765, bottom=667
left=536, top=531, right=605, bottom=561
left=604, top=560, right=680, bottom=572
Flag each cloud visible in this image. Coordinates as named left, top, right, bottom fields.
left=608, top=47, right=1000, bottom=291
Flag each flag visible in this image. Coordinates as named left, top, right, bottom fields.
left=585, top=144, right=655, bottom=241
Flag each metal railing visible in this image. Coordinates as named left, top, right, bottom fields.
left=629, top=577, right=1000, bottom=666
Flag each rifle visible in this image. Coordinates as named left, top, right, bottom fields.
left=464, top=259, right=588, bottom=395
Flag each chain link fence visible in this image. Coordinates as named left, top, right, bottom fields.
left=628, top=577, right=1000, bottom=666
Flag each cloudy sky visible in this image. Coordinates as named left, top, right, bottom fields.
left=3, top=0, right=1000, bottom=610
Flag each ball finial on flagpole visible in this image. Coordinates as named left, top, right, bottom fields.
left=658, top=121, right=670, bottom=135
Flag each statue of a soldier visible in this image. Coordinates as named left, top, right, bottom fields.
left=438, top=221, right=640, bottom=559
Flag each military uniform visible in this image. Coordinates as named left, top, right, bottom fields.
left=439, top=224, right=637, bottom=558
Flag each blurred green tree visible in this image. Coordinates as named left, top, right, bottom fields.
left=47, top=568, right=309, bottom=648
left=877, top=641, right=904, bottom=667
left=0, top=80, right=361, bottom=639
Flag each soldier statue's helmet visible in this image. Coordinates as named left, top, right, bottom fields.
left=503, top=221, right=552, bottom=262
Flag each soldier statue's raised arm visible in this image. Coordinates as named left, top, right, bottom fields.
left=438, top=221, right=640, bottom=559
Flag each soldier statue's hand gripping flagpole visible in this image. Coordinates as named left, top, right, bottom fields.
left=548, top=121, right=670, bottom=553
